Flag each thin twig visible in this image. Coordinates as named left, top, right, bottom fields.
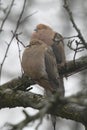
left=15, top=33, right=26, bottom=47
left=20, top=10, right=38, bottom=24
left=67, top=39, right=85, bottom=52
left=14, top=0, right=27, bottom=31
left=63, top=35, right=78, bottom=39
left=17, top=40, right=24, bottom=75
left=0, top=0, right=27, bottom=82
left=73, top=42, right=78, bottom=66
left=0, top=0, right=15, bottom=32
left=63, top=0, right=87, bottom=49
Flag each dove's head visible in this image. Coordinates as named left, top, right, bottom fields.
left=35, top=24, right=53, bottom=31
left=31, top=24, right=54, bottom=45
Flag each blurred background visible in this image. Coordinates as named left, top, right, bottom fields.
left=0, top=0, right=87, bottom=129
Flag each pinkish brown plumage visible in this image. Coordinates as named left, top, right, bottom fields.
left=31, top=24, right=66, bottom=67
left=22, top=24, right=66, bottom=130
left=22, top=39, right=64, bottom=95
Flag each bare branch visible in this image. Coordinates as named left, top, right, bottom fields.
left=0, top=56, right=87, bottom=129
left=73, top=42, right=78, bottom=66
left=17, top=40, right=24, bottom=75
left=0, top=0, right=27, bottom=82
left=20, top=11, right=38, bottom=24
left=0, top=87, right=87, bottom=129
left=0, top=0, right=15, bottom=32
left=15, top=33, right=26, bottom=47
left=63, top=0, right=87, bottom=49
left=14, top=0, right=27, bottom=32
left=59, top=56, right=87, bottom=77
left=63, top=35, right=78, bottom=39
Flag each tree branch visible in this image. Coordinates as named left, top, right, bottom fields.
left=63, top=0, right=87, bottom=49
left=0, top=55, right=87, bottom=129
left=61, top=56, right=87, bottom=77
left=0, top=87, right=87, bottom=128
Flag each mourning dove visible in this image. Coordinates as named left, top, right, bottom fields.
left=22, top=39, right=64, bottom=96
left=31, top=24, right=66, bottom=68
left=22, top=25, right=66, bottom=130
